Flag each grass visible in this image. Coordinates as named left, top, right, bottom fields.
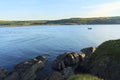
left=67, top=74, right=103, bottom=80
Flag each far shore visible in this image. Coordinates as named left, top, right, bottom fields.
left=0, top=24, right=120, bottom=28
left=0, top=16, right=120, bottom=27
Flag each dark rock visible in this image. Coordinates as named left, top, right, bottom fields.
left=81, top=47, right=96, bottom=59
left=47, top=71, right=63, bottom=80
left=52, top=52, right=83, bottom=71
left=62, top=67, right=74, bottom=79
left=4, top=55, right=47, bottom=80
left=4, top=71, right=19, bottom=80
left=35, top=56, right=47, bottom=62
left=74, top=62, right=90, bottom=74
left=47, top=67, right=74, bottom=80
left=0, top=68, right=8, bottom=79
left=73, top=47, right=96, bottom=74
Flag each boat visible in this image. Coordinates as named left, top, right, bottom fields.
left=88, top=27, right=92, bottom=30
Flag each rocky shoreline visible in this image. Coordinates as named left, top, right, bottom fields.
left=0, top=55, right=47, bottom=80
left=0, top=39, right=120, bottom=80
left=0, top=47, right=95, bottom=80
left=0, top=47, right=94, bottom=80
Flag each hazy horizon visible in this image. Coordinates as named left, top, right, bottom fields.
left=0, top=0, right=120, bottom=20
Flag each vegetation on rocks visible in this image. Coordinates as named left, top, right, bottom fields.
left=85, top=39, right=120, bottom=80
left=67, top=74, right=102, bottom=80
left=67, top=39, right=120, bottom=80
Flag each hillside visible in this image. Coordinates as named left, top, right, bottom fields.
left=84, top=39, right=120, bottom=80
left=0, top=16, right=120, bottom=26
left=67, top=39, right=120, bottom=80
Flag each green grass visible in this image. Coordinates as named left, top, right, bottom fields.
left=67, top=74, right=103, bottom=80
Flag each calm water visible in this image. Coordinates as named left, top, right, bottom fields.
left=0, top=25, right=120, bottom=70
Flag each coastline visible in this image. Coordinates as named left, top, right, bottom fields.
left=0, top=16, right=120, bottom=27
left=0, top=47, right=95, bottom=80
left=0, top=39, right=120, bottom=80
left=0, top=24, right=120, bottom=28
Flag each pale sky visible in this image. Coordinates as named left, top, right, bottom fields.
left=0, top=0, right=120, bottom=20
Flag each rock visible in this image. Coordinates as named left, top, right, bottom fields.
left=48, top=71, right=63, bottom=80
left=35, top=56, right=47, bottom=63
left=79, top=53, right=86, bottom=59
left=62, top=67, right=74, bottom=79
left=81, top=47, right=96, bottom=59
left=15, top=56, right=47, bottom=80
left=4, top=55, right=47, bottom=80
left=0, top=68, right=8, bottom=79
left=4, top=71, right=19, bottom=80
left=47, top=67, right=74, bottom=80
left=52, top=52, right=83, bottom=71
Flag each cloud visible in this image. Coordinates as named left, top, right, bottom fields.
left=87, top=1, right=120, bottom=17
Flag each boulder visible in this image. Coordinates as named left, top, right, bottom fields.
left=73, top=47, right=96, bottom=73
left=0, top=68, right=8, bottom=79
left=4, top=55, right=47, bottom=80
left=45, top=67, right=74, bottom=80
left=48, top=71, right=63, bottom=80
left=62, top=67, right=74, bottom=79
left=47, top=67, right=74, bottom=80
left=81, top=47, right=96, bottom=59
left=52, top=52, right=83, bottom=71
left=35, top=56, right=47, bottom=63
left=4, top=71, right=19, bottom=80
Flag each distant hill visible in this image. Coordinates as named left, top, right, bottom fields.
left=0, top=16, right=120, bottom=26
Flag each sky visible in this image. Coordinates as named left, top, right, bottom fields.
left=0, top=0, right=120, bottom=20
